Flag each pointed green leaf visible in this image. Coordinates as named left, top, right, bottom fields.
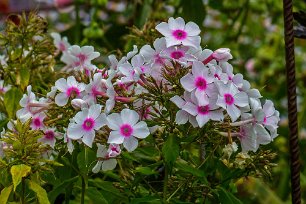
left=77, top=147, right=96, bottom=175
left=162, top=134, right=179, bottom=168
left=217, top=187, right=243, bottom=204
left=0, top=185, right=13, bottom=204
left=4, top=87, right=23, bottom=119
left=48, top=176, right=78, bottom=204
left=28, top=180, right=50, bottom=204
left=20, top=67, right=30, bottom=91
left=10, top=164, right=31, bottom=191
left=87, top=187, right=108, bottom=204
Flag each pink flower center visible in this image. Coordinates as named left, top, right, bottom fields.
left=170, top=51, right=184, bottom=59
left=197, top=105, right=210, bottom=115
left=33, top=118, right=42, bottom=127
left=263, top=116, right=267, bottom=124
left=66, top=87, right=80, bottom=97
left=59, top=42, right=66, bottom=51
left=172, top=29, right=187, bottom=40
left=195, top=77, right=207, bottom=90
left=45, top=130, right=55, bottom=140
left=154, top=54, right=164, bottom=65
left=140, top=66, right=146, bottom=73
left=120, top=124, right=133, bottom=137
left=214, top=74, right=220, bottom=80
left=77, top=53, right=87, bottom=63
left=82, top=118, right=95, bottom=131
left=224, top=93, right=234, bottom=105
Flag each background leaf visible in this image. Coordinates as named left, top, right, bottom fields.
left=28, top=180, right=50, bottom=204
left=0, top=185, right=13, bottom=204
left=10, top=164, right=31, bottom=191
left=4, top=87, right=22, bottom=119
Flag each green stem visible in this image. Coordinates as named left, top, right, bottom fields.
left=81, top=176, right=86, bottom=204
left=21, top=178, right=26, bottom=204
left=163, top=166, right=169, bottom=203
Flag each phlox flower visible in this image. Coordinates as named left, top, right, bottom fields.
left=61, top=45, right=100, bottom=71
left=38, top=128, right=62, bottom=148
left=92, top=144, right=120, bottom=173
left=108, top=45, right=138, bottom=71
left=0, top=80, right=11, bottom=95
left=55, top=76, right=85, bottom=106
left=50, top=32, right=70, bottom=53
left=30, top=113, right=46, bottom=130
left=162, top=46, right=194, bottom=66
left=156, top=17, right=201, bottom=49
left=170, top=92, right=198, bottom=127
left=237, top=123, right=271, bottom=152
left=67, top=104, right=107, bottom=147
left=84, top=73, right=111, bottom=102
left=16, top=85, right=37, bottom=120
left=216, top=82, right=249, bottom=122
left=119, top=55, right=149, bottom=83
left=63, top=129, right=74, bottom=154
left=107, top=109, right=150, bottom=152
left=180, top=61, right=215, bottom=105
left=262, top=100, right=280, bottom=139
left=182, top=92, right=224, bottom=127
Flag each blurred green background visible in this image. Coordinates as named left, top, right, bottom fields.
left=1, top=0, right=306, bottom=203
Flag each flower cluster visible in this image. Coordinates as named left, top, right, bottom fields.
left=9, top=17, right=280, bottom=173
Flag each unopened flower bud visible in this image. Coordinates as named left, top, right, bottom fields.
left=212, top=48, right=233, bottom=62
left=71, top=99, right=86, bottom=110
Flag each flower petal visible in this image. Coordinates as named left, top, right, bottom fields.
left=107, top=113, right=123, bottom=130
left=55, top=92, right=69, bottom=107
left=234, top=92, right=249, bottom=107
left=133, top=121, right=150, bottom=138
left=185, top=22, right=200, bottom=36
left=180, top=74, right=195, bottom=92
left=227, top=105, right=241, bottom=122
left=121, top=109, right=139, bottom=126
left=102, top=159, right=117, bottom=171
left=123, top=136, right=138, bottom=152
left=196, top=114, right=209, bottom=128
left=107, top=130, right=124, bottom=144
left=88, top=104, right=102, bottom=119
left=82, top=131, right=95, bottom=147
left=67, top=124, right=84, bottom=139
left=155, top=22, right=172, bottom=37
left=175, top=110, right=189, bottom=125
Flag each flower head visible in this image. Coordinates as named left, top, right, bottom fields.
left=67, top=104, right=106, bottom=147
left=55, top=76, right=85, bottom=106
left=107, top=109, right=150, bottom=152
left=156, top=17, right=201, bottom=49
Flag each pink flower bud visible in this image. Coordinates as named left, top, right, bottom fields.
left=212, top=48, right=233, bottom=62
left=71, top=99, right=86, bottom=110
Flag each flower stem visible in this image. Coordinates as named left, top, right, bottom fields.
left=21, top=178, right=25, bottom=204
left=163, top=166, right=169, bottom=203
left=81, top=176, right=85, bottom=204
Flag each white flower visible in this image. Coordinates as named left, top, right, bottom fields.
left=67, top=104, right=107, bottom=147
left=92, top=144, right=120, bottom=173
left=106, top=109, right=150, bottom=152
left=54, top=76, right=85, bottom=106
left=50, top=32, right=70, bottom=53
left=38, top=128, right=62, bottom=148
left=216, top=82, right=249, bottom=122
left=156, top=17, right=201, bottom=49
left=16, top=85, right=37, bottom=120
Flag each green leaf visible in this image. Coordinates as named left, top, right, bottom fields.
left=4, top=87, right=23, bottom=119
left=86, top=187, right=108, bottom=204
left=135, top=166, right=158, bottom=175
left=180, top=0, right=206, bottom=26
left=89, top=179, right=128, bottom=203
left=217, top=187, right=243, bottom=204
left=162, top=134, right=180, bottom=168
left=175, top=160, right=207, bottom=179
left=10, top=164, right=31, bottom=191
left=20, top=66, right=30, bottom=91
left=77, top=147, right=96, bottom=175
left=130, top=196, right=161, bottom=204
left=28, top=180, right=50, bottom=204
left=48, top=176, right=78, bottom=204
left=0, top=185, right=13, bottom=204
